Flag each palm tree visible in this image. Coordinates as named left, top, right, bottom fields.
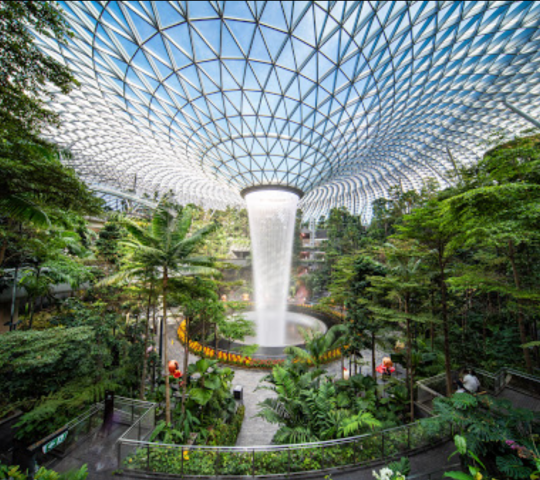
left=121, top=200, right=217, bottom=424
left=284, top=323, right=346, bottom=371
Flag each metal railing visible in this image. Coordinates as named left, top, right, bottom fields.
left=117, top=417, right=451, bottom=477
left=502, top=368, right=540, bottom=397
left=30, top=395, right=155, bottom=465
left=116, top=401, right=158, bottom=468
left=415, top=367, right=540, bottom=414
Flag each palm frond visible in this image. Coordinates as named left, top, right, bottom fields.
left=97, top=268, right=140, bottom=287
left=171, top=206, right=194, bottom=244
left=123, top=218, right=154, bottom=245
left=171, top=265, right=218, bottom=277
left=0, top=195, right=51, bottom=227
left=284, top=346, right=313, bottom=363
left=273, top=426, right=318, bottom=444
left=120, top=242, right=164, bottom=262
left=151, top=201, right=174, bottom=243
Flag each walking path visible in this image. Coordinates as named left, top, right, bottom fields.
left=498, top=386, right=540, bottom=411
left=167, top=318, right=279, bottom=446
left=51, top=422, right=128, bottom=479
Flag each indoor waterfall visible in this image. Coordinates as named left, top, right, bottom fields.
left=245, top=188, right=299, bottom=346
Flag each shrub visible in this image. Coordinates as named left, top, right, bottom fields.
left=206, top=405, right=245, bottom=446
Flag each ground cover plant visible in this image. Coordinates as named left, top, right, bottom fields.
left=123, top=416, right=445, bottom=476
left=0, top=463, right=88, bottom=480
left=428, top=394, right=540, bottom=478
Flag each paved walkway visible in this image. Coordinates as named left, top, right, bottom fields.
left=51, top=422, right=128, bottom=479
left=167, top=318, right=280, bottom=446
left=498, top=386, right=540, bottom=411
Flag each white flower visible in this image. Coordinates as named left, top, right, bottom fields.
left=372, top=467, right=394, bottom=480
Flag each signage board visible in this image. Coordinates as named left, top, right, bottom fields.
left=42, top=431, right=68, bottom=454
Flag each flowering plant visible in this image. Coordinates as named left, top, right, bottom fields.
left=177, top=320, right=341, bottom=369
left=372, top=467, right=405, bottom=480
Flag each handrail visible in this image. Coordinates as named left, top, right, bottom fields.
left=120, top=420, right=419, bottom=451
left=118, top=403, right=157, bottom=443
left=63, top=403, right=102, bottom=430
left=118, top=416, right=451, bottom=477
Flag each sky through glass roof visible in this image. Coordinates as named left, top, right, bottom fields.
left=36, top=1, right=540, bottom=219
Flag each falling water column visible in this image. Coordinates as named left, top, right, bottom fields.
left=243, top=187, right=301, bottom=346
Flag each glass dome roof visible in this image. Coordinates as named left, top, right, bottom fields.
left=37, top=1, right=540, bottom=218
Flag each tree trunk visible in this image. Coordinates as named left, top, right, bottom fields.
left=140, top=279, right=154, bottom=400
left=163, top=266, right=171, bottom=425
left=202, top=317, right=206, bottom=348
left=508, top=240, right=532, bottom=372
left=0, top=237, right=7, bottom=268
left=181, top=317, right=190, bottom=416
left=439, top=251, right=453, bottom=396
left=151, top=298, right=157, bottom=393
left=371, top=332, right=376, bottom=378
left=406, top=318, right=414, bottom=422
left=430, top=289, right=435, bottom=351
left=28, top=297, right=35, bottom=330
left=28, top=269, right=41, bottom=330
left=0, top=219, right=13, bottom=268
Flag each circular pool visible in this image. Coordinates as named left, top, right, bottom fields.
left=222, top=310, right=328, bottom=357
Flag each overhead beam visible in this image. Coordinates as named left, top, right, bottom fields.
left=92, top=185, right=158, bottom=209
left=503, top=100, right=540, bottom=130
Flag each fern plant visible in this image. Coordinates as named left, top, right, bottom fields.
left=0, top=463, right=88, bottom=480
left=256, top=364, right=380, bottom=444
left=426, top=395, right=538, bottom=477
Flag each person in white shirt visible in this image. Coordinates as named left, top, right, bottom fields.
left=462, top=369, right=480, bottom=393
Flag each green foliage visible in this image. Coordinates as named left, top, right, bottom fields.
left=120, top=200, right=218, bottom=282
left=124, top=419, right=445, bottom=476
left=495, top=455, right=532, bottom=479
left=0, top=0, right=102, bottom=231
left=191, top=206, right=249, bottom=259
left=96, top=220, right=124, bottom=265
left=0, top=292, right=147, bottom=443
left=387, top=457, right=411, bottom=476
left=149, top=420, right=185, bottom=444
left=185, top=358, right=236, bottom=423
left=284, top=323, right=346, bottom=369
left=205, top=405, right=245, bottom=446
left=14, top=375, right=120, bottom=444
left=257, top=364, right=381, bottom=444
left=304, top=207, right=365, bottom=297
left=218, top=315, right=255, bottom=348
left=428, top=394, right=538, bottom=477
left=0, top=1, right=75, bottom=140
left=0, top=463, right=88, bottom=480
left=0, top=327, right=96, bottom=401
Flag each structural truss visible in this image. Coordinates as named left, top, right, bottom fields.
left=37, top=1, right=540, bottom=219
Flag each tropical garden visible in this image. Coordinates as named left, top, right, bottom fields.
left=1, top=1, right=540, bottom=479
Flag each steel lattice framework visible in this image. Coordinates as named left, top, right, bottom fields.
left=37, top=1, right=540, bottom=219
